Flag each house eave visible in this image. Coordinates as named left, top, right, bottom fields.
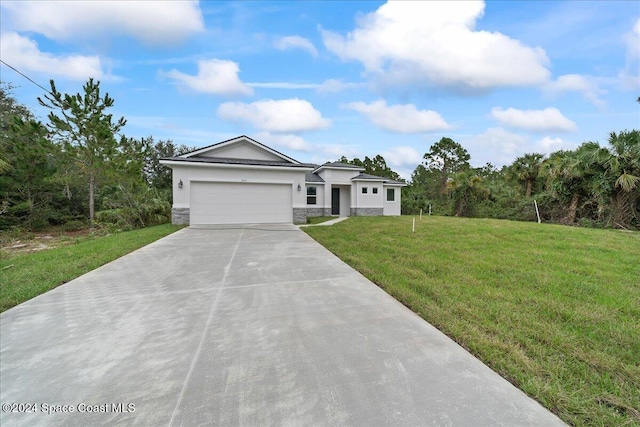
left=159, top=160, right=314, bottom=172
left=351, top=178, right=386, bottom=182
left=312, top=165, right=365, bottom=174
left=179, top=135, right=302, bottom=165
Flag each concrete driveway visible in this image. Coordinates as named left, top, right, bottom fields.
left=0, top=225, right=564, bottom=426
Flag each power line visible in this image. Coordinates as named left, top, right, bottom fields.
left=0, top=59, right=129, bottom=139
left=0, top=59, right=54, bottom=96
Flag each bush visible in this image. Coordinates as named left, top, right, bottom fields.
left=60, top=220, right=88, bottom=232
left=0, top=226, right=35, bottom=244
left=99, top=185, right=170, bottom=230
left=95, top=208, right=135, bottom=231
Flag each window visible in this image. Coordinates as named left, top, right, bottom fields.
left=306, top=186, right=317, bottom=205
left=372, top=187, right=378, bottom=194
left=362, top=187, right=368, bottom=194
left=386, top=188, right=395, bottom=201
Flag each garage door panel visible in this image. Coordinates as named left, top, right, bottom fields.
left=190, top=182, right=292, bottom=225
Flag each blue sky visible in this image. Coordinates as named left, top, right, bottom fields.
left=1, top=1, right=638, bottom=178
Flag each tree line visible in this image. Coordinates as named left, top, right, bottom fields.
left=340, top=132, right=639, bottom=230
left=2, top=78, right=638, bottom=231
left=398, top=132, right=639, bottom=230
left=0, top=80, right=193, bottom=231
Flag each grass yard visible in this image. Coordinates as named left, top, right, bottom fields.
left=306, top=216, right=334, bottom=225
left=303, top=216, right=640, bottom=427
left=0, top=224, right=184, bottom=313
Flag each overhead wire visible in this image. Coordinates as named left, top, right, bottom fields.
left=0, top=59, right=54, bottom=96
left=0, top=59, right=128, bottom=138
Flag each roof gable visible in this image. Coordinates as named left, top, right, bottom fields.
left=352, top=173, right=407, bottom=186
left=305, top=172, right=325, bottom=183
left=351, top=173, right=386, bottom=182
left=181, top=135, right=300, bottom=164
left=313, top=162, right=365, bottom=174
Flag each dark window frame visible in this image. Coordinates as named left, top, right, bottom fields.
left=386, top=188, right=395, bottom=201
left=307, top=186, right=317, bottom=205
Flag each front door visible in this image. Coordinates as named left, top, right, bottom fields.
left=331, top=188, right=340, bottom=215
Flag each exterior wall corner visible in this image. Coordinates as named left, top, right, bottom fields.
left=293, top=208, right=307, bottom=224
left=306, top=207, right=325, bottom=218
left=350, top=207, right=383, bottom=217
left=172, top=207, right=190, bottom=225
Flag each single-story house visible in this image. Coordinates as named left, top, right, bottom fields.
left=159, top=135, right=405, bottom=225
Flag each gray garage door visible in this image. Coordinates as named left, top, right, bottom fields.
left=190, top=182, right=292, bottom=225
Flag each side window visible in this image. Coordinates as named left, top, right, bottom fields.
left=362, top=187, right=368, bottom=194
left=372, top=187, right=378, bottom=194
left=386, top=188, right=395, bottom=202
left=307, top=186, right=317, bottom=205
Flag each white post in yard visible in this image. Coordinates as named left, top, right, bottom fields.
left=534, top=200, right=541, bottom=223
left=420, top=208, right=422, bottom=219
left=412, top=217, right=416, bottom=233
left=429, top=204, right=432, bottom=216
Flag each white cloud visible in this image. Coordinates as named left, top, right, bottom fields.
left=248, top=82, right=318, bottom=89
left=545, top=74, right=606, bottom=107
left=464, top=128, right=577, bottom=167
left=619, top=18, right=640, bottom=90
left=0, top=32, right=110, bottom=81
left=491, top=107, right=577, bottom=132
left=217, top=98, right=331, bottom=133
left=619, top=72, right=640, bottom=91
left=536, top=136, right=573, bottom=153
left=346, top=100, right=450, bottom=133
left=274, top=35, right=318, bottom=57
left=246, top=79, right=363, bottom=92
left=464, top=127, right=530, bottom=166
left=382, top=146, right=423, bottom=168
left=164, top=59, right=253, bottom=97
left=1, top=1, right=204, bottom=45
left=254, top=132, right=313, bottom=152
left=313, top=144, right=362, bottom=164
left=322, top=1, right=550, bottom=90
left=317, top=79, right=363, bottom=93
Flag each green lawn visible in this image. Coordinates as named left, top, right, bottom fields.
left=303, top=216, right=640, bottom=427
left=0, top=224, right=184, bottom=313
left=306, top=216, right=334, bottom=225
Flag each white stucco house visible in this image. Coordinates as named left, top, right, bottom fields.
left=159, top=135, right=405, bottom=225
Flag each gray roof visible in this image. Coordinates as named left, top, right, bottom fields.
left=319, top=162, right=364, bottom=169
left=178, top=135, right=300, bottom=164
left=162, top=156, right=315, bottom=169
left=382, top=179, right=406, bottom=185
left=305, top=172, right=325, bottom=183
left=352, top=173, right=406, bottom=185
left=352, top=173, right=386, bottom=181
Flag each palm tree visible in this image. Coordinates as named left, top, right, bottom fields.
left=545, top=150, right=580, bottom=224
left=544, top=145, right=602, bottom=224
left=580, top=130, right=640, bottom=228
left=507, top=153, right=545, bottom=197
left=447, top=169, right=489, bottom=217
left=0, top=140, right=10, bottom=173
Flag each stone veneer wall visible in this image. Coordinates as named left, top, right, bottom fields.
left=350, top=207, right=383, bottom=216
left=172, top=208, right=190, bottom=225
left=292, top=208, right=307, bottom=224
left=173, top=207, right=331, bottom=225
left=306, top=208, right=326, bottom=217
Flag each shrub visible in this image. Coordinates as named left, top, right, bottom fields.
left=60, top=220, right=88, bottom=232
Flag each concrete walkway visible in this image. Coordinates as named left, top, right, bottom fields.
left=298, top=216, right=349, bottom=227
left=0, top=225, right=564, bottom=426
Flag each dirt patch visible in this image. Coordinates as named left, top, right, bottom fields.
left=1, top=228, right=94, bottom=257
